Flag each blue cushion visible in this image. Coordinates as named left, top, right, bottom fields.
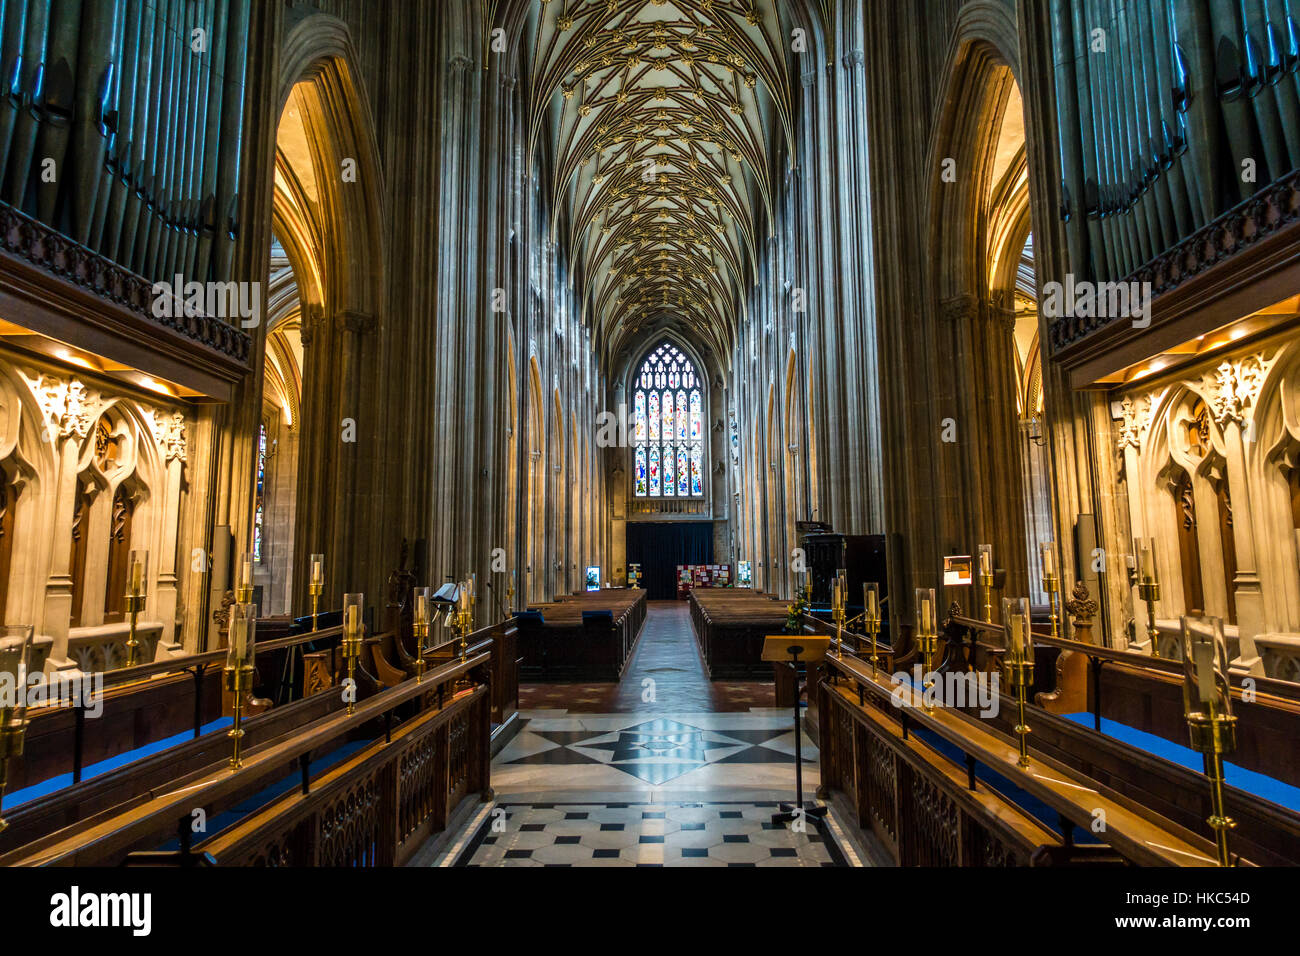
left=1064, top=713, right=1300, bottom=812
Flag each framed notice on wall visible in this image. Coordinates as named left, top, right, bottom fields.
left=943, top=555, right=972, bottom=587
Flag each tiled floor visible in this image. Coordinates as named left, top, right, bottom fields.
left=424, top=602, right=864, bottom=867
left=454, top=801, right=847, bottom=867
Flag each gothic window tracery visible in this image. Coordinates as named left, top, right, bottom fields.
left=633, top=343, right=704, bottom=498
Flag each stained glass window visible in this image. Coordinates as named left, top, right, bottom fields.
left=633, top=343, right=705, bottom=498
left=634, top=391, right=646, bottom=442
left=253, top=423, right=267, bottom=562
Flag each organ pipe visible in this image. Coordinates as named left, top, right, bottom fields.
left=5, top=0, right=51, bottom=208
left=1054, top=0, right=1300, bottom=285
left=0, top=0, right=250, bottom=287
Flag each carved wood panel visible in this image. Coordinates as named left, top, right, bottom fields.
left=904, top=772, right=961, bottom=866
left=397, top=734, right=439, bottom=844
left=318, top=773, right=385, bottom=866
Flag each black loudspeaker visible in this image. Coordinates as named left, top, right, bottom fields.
left=845, top=534, right=888, bottom=614
left=800, top=531, right=844, bottom=605
left=800, top=532, right=889, bottom=613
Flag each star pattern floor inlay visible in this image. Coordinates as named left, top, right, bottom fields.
left=500, top=714, right=816, bottom=786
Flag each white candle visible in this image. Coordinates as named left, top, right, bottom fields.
left=239, top=554, right=253, bottom=591
left=979, top=549, right=991, bottom=576
left=1008, top=614, right=1024, bottom=656
left=131, top=559, right=143, bottom=594
left=415, top=593, right=427, bottom=622
left=1041, top=544, right=1055, bottom=577
left=311, top=556, right=324, bottom=585
left=345, top=604, right=359, bottom=635
left=1193, top=638, right=1216, bottom=705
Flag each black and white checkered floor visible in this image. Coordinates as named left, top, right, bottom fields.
left=454, top=800, right=848, bottom=867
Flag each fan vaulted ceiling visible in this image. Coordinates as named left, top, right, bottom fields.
left=528, top=0, right=796, bottom=369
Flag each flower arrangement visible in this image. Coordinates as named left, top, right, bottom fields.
left=784, top=584, right=810, bottom=634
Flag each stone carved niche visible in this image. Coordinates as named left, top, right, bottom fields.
left=8, top=367, right=190, bottom=666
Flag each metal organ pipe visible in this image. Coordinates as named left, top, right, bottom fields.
left=194, top=0, right=230, bottom=283
left=32, top=0, right=80, bottom=226
left=1053, top=0, right=1299, bottom=287
left=0, top=0, right=30, bottom=178
left=91, top=0, right=139, bottom=253
left=5, top=0, right=51, bottom=208
left=213, top=0, right=247, bottom=284
left=0, top=0, right=249, bottom=288
left=68, top=0, right=122, bottom=244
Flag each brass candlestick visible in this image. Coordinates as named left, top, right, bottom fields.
left=413, top=586, right=432, bottom=683
left=977, top=544, right=993, bottom=623
left=1140, top=577, right=1161, bottom=653
left=1134, top=537, right=1161, bottom=655
left=342, top=593, right=364, bottom=715
left=124, top=549, right=149, bottom=667
left=1039, top=542, right=1059, bottom=639
left=310, top=584, right=322, bottom=631
left=832, top=569, right=846, bottom=659
left=225, top=603, right=256, bottom=770
left=1043, top=572, right=1059, bottom=639
left=863, top=582, right=882, bottom=674
left=309, top=553, right=325, bottom=632
left=0, top=626, right=34, bottom=833
left=454, top=585, right=475, bottom=691
left=1181, top=616, right=1238, bottom=867
left=915, top=587, right=937, bottom=713
left=1001, top=597, right=1034, bottom=768
left=125, top=591, right=145, bottom=667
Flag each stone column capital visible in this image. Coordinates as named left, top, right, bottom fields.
left=938, top=294, right=979, bottom=325
left=335, top=310, right=377, bottom=336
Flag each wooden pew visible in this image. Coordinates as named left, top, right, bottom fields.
left=946, top=613, right=1300, bottom=789
left=515, top=589, right=646, bottom=681
left=688, top=589, right=788, bottom=679
left=5, top=625, right=347, bottom=799
left=0, top=639, right=498, bottom=867
left=818, top=620, right=1300, bottom=865
left=817, top=651, right=1264, bottom=866
left=2, top=615, right=520, bottom=858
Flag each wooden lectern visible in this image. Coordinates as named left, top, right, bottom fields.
left=762, top=635, right=832, bottom=827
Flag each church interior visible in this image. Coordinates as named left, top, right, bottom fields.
left=0, top=0, right=1297, bottom=889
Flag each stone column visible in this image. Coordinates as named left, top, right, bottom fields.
left=1207, top=358, right=1268, bottom=675
left=153, top=413, right=187, bottom=653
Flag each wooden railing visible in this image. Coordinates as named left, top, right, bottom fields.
left=817, top=650, right=1240, bottom=866
left=945, top=613, right=1300, bottom=790
left=1, top=649, right=492, bottom=867
left=198, top=683, right=489, bottom=866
